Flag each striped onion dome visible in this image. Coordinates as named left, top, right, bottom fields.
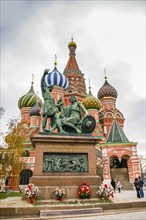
left=18, top=82, right=42, bottom=109
left=29, top=101, right=41, bottom=117
left=97, top=77, right=118, bottom=100
left=82, top=85, right=101, bottom=110
left=44, top=66, right=68, bottom=90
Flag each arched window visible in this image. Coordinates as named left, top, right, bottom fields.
left=110, top=156, right=120, bottom=168
left=121, top=155, right=130, bottom=168
left=106, top=112, right=112, bottom=118
left=116, top=113, right=121, bottom=118
left=5, top=177, right=9, bottom=186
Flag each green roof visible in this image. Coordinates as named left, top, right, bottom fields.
left=107, top=120, right=129, bottom=143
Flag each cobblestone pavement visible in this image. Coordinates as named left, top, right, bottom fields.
left=110, top=187, right=146, bottom=203
left=1, top=208, right=146, bottom=220
left=60, top=210, right=146, bottom=220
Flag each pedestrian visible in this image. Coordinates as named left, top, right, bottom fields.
left=138, top=176, right=144, bottom=198
left=117, top=180, right=122, bottom=193
left=134, top=178, right=140, bottom=198
left=111, top=179, right=116, bottom=192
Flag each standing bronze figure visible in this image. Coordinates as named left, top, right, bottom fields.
left=41, top=69, right=65, bottom=133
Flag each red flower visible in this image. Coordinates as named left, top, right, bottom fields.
left=28, top=184, right=32, bottom=193
left=104, top=184, right=108, bottom=188
left=78, top=182, right=92, bottom=199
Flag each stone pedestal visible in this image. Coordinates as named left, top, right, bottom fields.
left=30, top=133, right=101, bottom=199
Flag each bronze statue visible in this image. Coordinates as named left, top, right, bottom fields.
left=57, top=96, right=92, bottom=134
left=41, top=69, right=65, bottom=133
left=41, top=70, right=96, bottom=134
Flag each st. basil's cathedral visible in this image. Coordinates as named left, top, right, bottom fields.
left=11, top=38, right=140, bottom=190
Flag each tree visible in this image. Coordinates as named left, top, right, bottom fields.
left=0, top=117, right=27, bottom=190
left=0, top=107, right=5, bottom=138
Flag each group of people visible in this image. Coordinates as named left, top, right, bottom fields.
left=111, top=179, right=122, bottom=193
left=134, top=176, right=144, bottom=198
left=111, top=176, right=145, bottom=199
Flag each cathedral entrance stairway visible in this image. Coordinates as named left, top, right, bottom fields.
left=110, top=168, right=134, bottom=190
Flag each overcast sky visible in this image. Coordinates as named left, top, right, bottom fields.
left=1, top=0, right=145, bottom=157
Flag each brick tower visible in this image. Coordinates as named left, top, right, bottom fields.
left=64, top=38, right=86, bottom=105
left=97, top=73, right=124, bottom=137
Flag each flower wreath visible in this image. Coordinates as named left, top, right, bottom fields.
left=24, top=183, right=40, bottom=199
left=96, top=183, right=114, bottom=199
left=54, top=187, right=66, bottom=200
left=78, top=182, right=92, bottom=199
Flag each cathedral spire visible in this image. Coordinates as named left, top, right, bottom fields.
left=54, top=54, right=57, bottom=67
left=31, top=74, right=34, bottom=88
left=88, top=79, right=93, bottom=96
left=71, top=33, right=74, bottom=42
left=64, top=37, right=80, bottom=73
left=104, top=68, right=107, bottom=81
left=63, top=38, right=86, bottom=104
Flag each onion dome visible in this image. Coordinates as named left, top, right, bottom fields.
left=68, top=40, right=77, bottom=48
left=68, top=34, right=77, bottom=48
left=44, top=58, right=68, bottom=90
left=82, top=81, right=101, bottom=110
left=97, top=76, right=118, bottom=100
left=18, top=80, right=42, bottom=109
left=29, top=101, right=41, bottom=117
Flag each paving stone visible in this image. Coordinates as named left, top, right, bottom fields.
left=40, top=207, right=103, bottom=217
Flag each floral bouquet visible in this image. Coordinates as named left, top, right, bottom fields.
left=54, top=187, right=66, bottom=200
left=96, top=183, right=114, bottom=200
left=24, top=183, right=40, bottom=199
left=78, top=182, right=92, bottom=199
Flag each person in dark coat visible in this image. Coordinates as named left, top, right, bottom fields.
left=138, top=176, right=144, bottom=198
left=134, top=178, right=140, bottom=198
left=111, top=179, right=116, bottom=192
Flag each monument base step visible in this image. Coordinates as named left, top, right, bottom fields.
left=40, top=207, right=103, bottom=217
